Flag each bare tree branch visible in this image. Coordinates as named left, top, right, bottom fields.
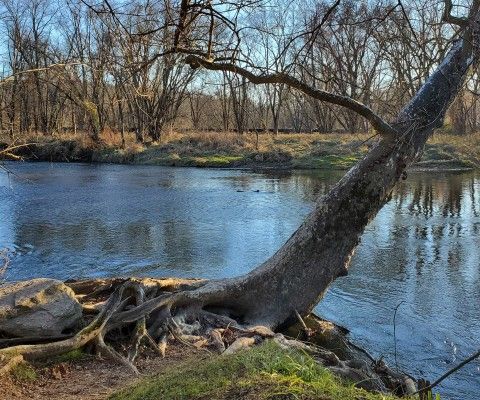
left=184, top=54, right=398, bottom=137
left=443, top=0, right=468, bottom=27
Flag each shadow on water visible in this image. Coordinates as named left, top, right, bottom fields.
left=0, top=162, right=479, bottom=399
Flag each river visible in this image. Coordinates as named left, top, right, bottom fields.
left=0, top=162, right=479, bottom=399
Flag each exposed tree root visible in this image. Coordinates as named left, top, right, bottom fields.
left=0, top=277, right=416, bottom=396
left=0, top=355, right=23, bottom=377
left=0, top=282, right=125, bottom=361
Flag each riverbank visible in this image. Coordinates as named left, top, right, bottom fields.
left=1, top=340, right=403, bottom=400
left=1, top=321, right=409, bottom=400
left=0, top=277, right=415, bottom=400
left=3, top=130, right=480, bottom=170
left=111, top=341, right=403, bottom=400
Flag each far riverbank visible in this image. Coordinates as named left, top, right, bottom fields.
left=2, top=131, right=480, bottom=170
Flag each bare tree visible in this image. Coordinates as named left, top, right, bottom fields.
left=379, top=1, right=450, bottom=120
left=218, top=71, right=232, bottom=131
left=168, top=0, right=480, bottom=329
left=1, top=2, right=479, bottom=374
left=225, top=72, right=249, bottom=134
left=187, top=78, right=208, bottom=130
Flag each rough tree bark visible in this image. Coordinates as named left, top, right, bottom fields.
left=1, top=2, right=479, bottom=385
left=176, top=5, right=480, bottom=329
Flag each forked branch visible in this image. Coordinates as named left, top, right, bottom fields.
left=443, top=0, right=468, bottom=27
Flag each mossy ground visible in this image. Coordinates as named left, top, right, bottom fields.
left=4, top=130, right=480, bottom=170
left=10, top=362, right=37, bottom=382
left=41, top=349, right=89, bottom=365
left=110, top=341, right=403, bottom=400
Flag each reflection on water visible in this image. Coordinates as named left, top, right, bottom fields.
left=0, top=164, right=330, bottom=279
left=0, top=162, right=479, bottom=400
left=318, top=172, right=480, bottom=400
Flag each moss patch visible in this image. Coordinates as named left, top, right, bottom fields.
left=293, top=154, right=361, bottom=170
left=188, top=155, right=244, bottom=167
left=110, top=342, right=402, bottom=400
left=42, top=349, right=88, bottom=366
left=11, top=362, right=37, bottom=382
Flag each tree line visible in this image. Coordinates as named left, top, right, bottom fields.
left=0, top=0, right=479, bottom=145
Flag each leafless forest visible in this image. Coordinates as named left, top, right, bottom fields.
left=0, top=0, right=479, bottom=146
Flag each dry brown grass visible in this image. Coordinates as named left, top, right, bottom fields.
left=156, top=131, right=374, bottom=157
left=2, top=129, right=479, bottom=169
left=429, top=131, right=480, bottom=147
left=161, top=131, right=261, bottom=152
left=422, top=131, right=480, bottom=168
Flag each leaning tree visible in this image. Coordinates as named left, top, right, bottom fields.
left=1, top=0, right=479, bottom=381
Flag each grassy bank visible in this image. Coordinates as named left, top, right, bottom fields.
left=110, top=341, right=402, bottom=400
left=4, top=130, right=480, bottom=170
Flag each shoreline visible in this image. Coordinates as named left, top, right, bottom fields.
left=8, top=157, right=477, bottom=173
left=2, top=131, right=479, bottom=172
left=0, top=277, right=413, bottom=400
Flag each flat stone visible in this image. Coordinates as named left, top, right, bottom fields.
left=0, top=278, right=82, bottom=337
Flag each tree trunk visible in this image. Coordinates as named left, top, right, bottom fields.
left=177, top=37, right=477, bottom=329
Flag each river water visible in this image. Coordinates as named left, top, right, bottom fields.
left=0, top=162, right=479, bottom=399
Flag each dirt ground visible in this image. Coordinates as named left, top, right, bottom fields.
left=0, top=343, right=198, bottom=400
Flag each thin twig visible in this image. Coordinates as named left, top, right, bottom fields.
left=393, top=301, right=405, bottom=372
left=0, top=249, right=9, bottom=282
left=414, top=348, right=480, bottom=395
left=294, top=310, right=308, bottom=331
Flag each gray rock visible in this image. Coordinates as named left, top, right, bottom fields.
left=0, top=278, right=82, bottom=337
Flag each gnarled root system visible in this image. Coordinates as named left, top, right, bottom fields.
left=0, top=277, right=416, bottom=396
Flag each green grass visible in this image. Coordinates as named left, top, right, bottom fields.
left=189, top=155, right=245, bottom=167
left=43, top=348, right=88, bottom=366
left=293, top=154, right=361, bottom=170
left=110, top=341, right=402, bottom=400
left=11, top=362, right=37, bottom=382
